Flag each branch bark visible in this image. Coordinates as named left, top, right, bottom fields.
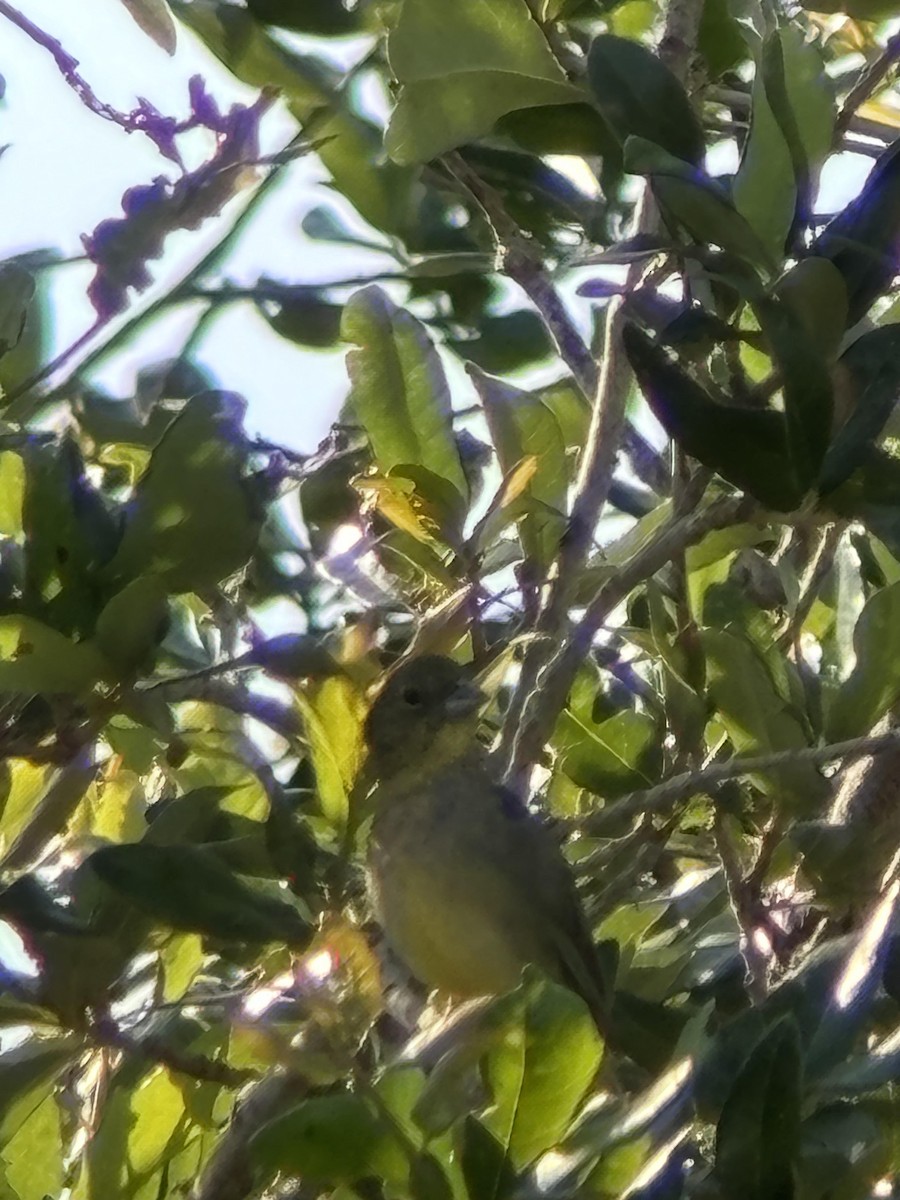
left=499, top=0, right=706, bottom=785
left=584, top=727, right=900, bottom=833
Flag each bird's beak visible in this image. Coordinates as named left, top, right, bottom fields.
left=444, top=679, right=485, bottom=719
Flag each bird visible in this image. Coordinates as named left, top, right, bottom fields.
left=363, top=654, right=613, bottom=1033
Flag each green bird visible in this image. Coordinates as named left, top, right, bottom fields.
left=364, top=655, right=612, bottom=1032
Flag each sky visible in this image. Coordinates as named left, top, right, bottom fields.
left=1, top=0, right=396, bottom=452
left=1, top=2, right=882, bottom=460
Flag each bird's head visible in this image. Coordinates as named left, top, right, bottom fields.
left=364, top=655, right=485, bottom=780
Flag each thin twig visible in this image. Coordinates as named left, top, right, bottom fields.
left=442, top=152, right=669, bottom=496
left=709, top=82, right=900, bottom=149
left=0, top=1, right=178, bottom=140
left=92, top=1018, right=257, bottom=1088
left=775, top=521, right=845, bottom=649
left=585, top=728, right=900, bottom=833
left=4, top=139, right=298, bottom=420
left=714, top=799, right=769, bottom=1004
left=509, top=493, right=749, bottom=778
left=499, top=0, right=705, bottom=784
left=835, top=32, right=900, bottom=138
left=192, top=1071, right=310, bottom=1200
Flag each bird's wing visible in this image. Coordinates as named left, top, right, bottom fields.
left=489, top=782, right=614, bottom=1029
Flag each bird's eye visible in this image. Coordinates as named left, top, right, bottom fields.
left=402, top=686, right=422, bottom=707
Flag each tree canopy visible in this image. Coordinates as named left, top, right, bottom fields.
left=2, top=0, right=900, bottom=1197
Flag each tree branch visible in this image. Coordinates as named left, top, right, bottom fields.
left=835, top=32, right=900, bottom=138
left=92, top=1017, right=256, bottom=1089
left=508, top=493, right=749, bottom=778
left=442, top=151, right=669, bottom=495
left=585, top=728, right=900, bottom=833
left=499, top=0, right=705, bottom=784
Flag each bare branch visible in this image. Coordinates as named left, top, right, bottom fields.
left=835, top=32, right=900, bottom=138
left=509, top=493, right=749, bottom=778
left=585, top=728, right=900, bottom=833
left=441, top=151, right=669, bottom=495
left=499, top=0, right=705, bottom=784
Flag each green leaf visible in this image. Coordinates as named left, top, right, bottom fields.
left=826, top=580, right=900, bottom=739
left=0, top=615, right=109, bottom=694
left=819, top=324, right=900, bottom=494
left=0, top=1038, right=75, bottom=1132
left=384, top=0, right=579, bottom=164
left=252, top=1093, right=405, bottom=1183
left=171, top=0, right=413, bottom=235
left=83, top=1060, right=189, bottom=1200
left=119, top=0, right=177, bottom=54
left=343, top=286, right=469, bottom=529
left=733, top=26, right=833, bottom=261
left=702, top=628, right=825, bottom=811
left=622, top=322, right=802, bottom=510
left=714, top=1018, right=802, bottom=1200
left=87, top=843, right=312, bottom=946
left=0, top=452, right=24, bottom=537
left=104, top=392, right=260, bottom=592
left=554, top=704, right=659, bottom=797
left=94, top=576, right=169, bottom=677
left=0, top=262, right=35, bottom=360
left=2, top=1089, right=64, bottom=1200
left=587, top=34, right=704, bottom=165
left=295, top=674, right=366, bottom=829
left=468, top=366, right=568, bottom=571
left=624, top=138, right=774, bottom=273
left=483, top=973, right=603, bottom=1168
left=753, top=294, right=834, bottom=487
left=774, top=258, right=848, bottom=361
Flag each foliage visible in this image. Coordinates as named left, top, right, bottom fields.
left=1, top=1, right=900, bottom=1198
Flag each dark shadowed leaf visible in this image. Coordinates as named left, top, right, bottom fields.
left=623, top=323, right=802, bottom=510
left=246, top=0, right=363, bottom=34
left=807, top=881, right=900, bottom=1079
left=714, top=1018, right=802, bottom=1200
left=753, top=294, right=833, bottom=487
left=252, top=1092, right=406, bottom=1183
left=813, top=137, right=900, bottom=327
left=87, top=843, right=312, bottom=946
left=819, top=323, right=900, bottom=494
left=587, top=35, right=704, bottom=165
left=384, top=0, right=579, bottom=164
left=0, top=262, right=35, bottom=360
left=459, top=1115, right=517, bottom=1200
